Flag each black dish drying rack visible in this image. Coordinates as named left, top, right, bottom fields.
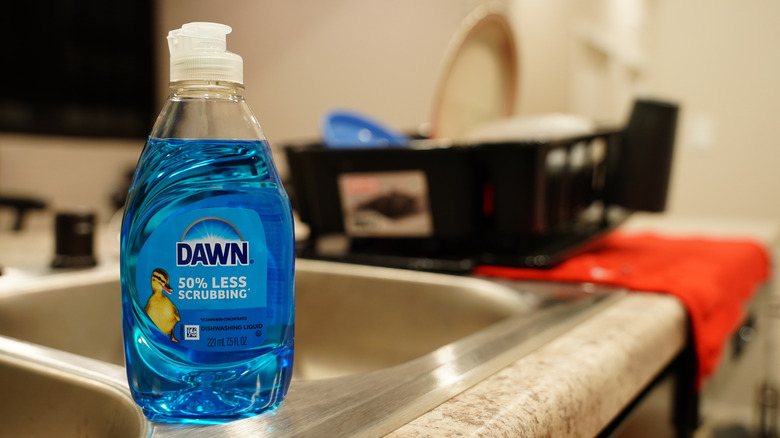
left=284, top=99, right=679, bottom=273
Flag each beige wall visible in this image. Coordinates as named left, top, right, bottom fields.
left=155, top=0, right=475, bottom=170
left=0, top=1, right=473, bottom=229
left=0, top=135, right=143, bottom=229
left=509, top=0, right=573, bottom=115
left=520, top=0, right=780, bottom=221
left=512, top=0, right=780, bottom=221
left=644, top=0, right=780, bottom=219
left=1, top=0, right=779, bottom=230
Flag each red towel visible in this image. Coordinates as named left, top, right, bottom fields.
left=474, top=232, right=771, bottom=388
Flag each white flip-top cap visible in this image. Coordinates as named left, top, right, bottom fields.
left=167, top=22, right=243, bottom=84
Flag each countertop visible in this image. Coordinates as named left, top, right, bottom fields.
left=385, top=213, right=779, bottom=437
left=385, top=293, right=686, bottom=437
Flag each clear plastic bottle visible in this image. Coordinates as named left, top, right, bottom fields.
left=120, top=22, right=294, bottom=423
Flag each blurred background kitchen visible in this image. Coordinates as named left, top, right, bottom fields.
left=1, top=1, right=779, bottom=436
left=1, top=0, right=778, bottom=233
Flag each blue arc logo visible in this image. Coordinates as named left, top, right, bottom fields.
left=177, top=217, right=249, bottom=267
left=181, top=217, right=243, bottom=241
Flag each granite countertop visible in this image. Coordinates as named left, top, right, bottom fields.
left=385, top=214, right=779, bottom=437
left=385, top=293, right=687, bottom=437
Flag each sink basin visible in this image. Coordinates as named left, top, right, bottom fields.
left=0, top=272, right=125, bottom=367
left=0, top=259, right=532, bottom=379
left=0, top=336, right=148, bottom=438
left=0, top=259, right=623, bottom=437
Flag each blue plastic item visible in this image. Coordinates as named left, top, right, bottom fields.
left=321, top=110, right=409, bottom=148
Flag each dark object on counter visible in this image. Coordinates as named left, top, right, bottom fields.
left=604, top=99, right=679, bottom=212
left=51, top=211, right=97, bottom=269
left=712, top=425, right=751, bottom=438
left=0, top=195, right=47, bottom=231
left=286, top=98, right=679, bottom=273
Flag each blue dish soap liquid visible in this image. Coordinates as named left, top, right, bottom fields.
left=120, top=22, right=294, bottom=423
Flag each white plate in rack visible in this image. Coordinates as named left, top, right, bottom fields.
left=429, top=4, right=518, bottom=141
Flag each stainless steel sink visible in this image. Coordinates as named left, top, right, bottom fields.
left=0, top=259, right=623, bottom=437
left=0, top=336, right=148, bottom=438
left=0, top=272, right=125, bottom=366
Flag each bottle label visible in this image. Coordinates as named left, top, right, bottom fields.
left=136, top=206, right=268, bottom=351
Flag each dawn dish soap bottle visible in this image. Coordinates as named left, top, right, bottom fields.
left=120, top=22, right=294, bottom=423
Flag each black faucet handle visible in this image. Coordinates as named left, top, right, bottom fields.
left=0, top=195, right=47, bottom=231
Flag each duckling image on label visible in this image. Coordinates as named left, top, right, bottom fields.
left=144, top=268, right=180, bottom=342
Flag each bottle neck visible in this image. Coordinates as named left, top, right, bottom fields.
left=170, top=80, right=244, bottom=100
left=152, top=80, right=264, bottom=141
